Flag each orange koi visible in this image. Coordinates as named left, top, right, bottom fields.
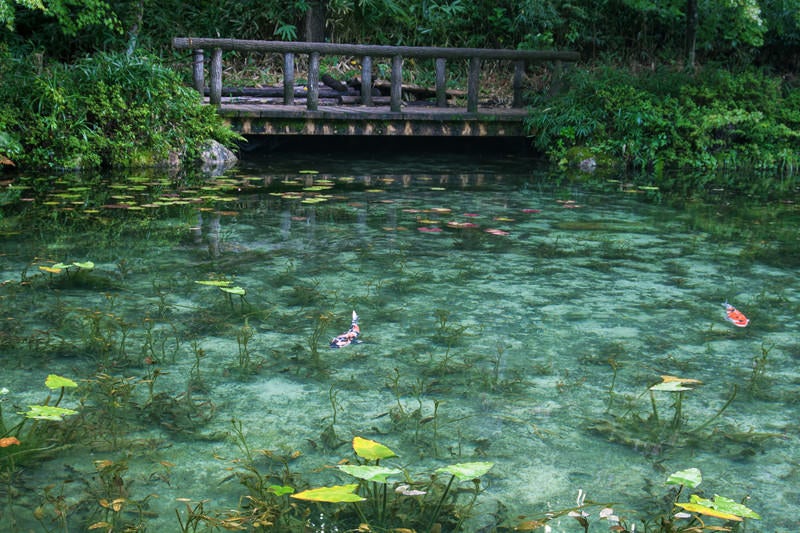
left=330, top=310, right=360, bottom=348
left=723, top=302, right=749, bottom=327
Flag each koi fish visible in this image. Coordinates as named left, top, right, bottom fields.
left=722, top=302, right=749, bottom=327
left=330, top=310, right=360, bottom=348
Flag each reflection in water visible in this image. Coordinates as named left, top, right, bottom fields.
left=0, top=159, right=798, bottom=531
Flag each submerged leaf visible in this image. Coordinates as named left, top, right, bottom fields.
left=435, top=461, right=494, bottom=481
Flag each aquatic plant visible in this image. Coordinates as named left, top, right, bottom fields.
left=513, top=468, right=759, bottom=531
left=1, top=374, right=79, bottom=472
left=292, top=436, right=494, bottom=532
left=589, top=374, right=740, bottom=454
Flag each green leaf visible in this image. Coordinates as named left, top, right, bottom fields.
left=45, top=374, right=78, bottom=390
left=219, top=286, right=246, bottom=295
left=710, top=495, right=761, bottom=520
left=22, top=405, right=79, bottom=421
left=267, top=485, right=295, bottom=497
left=435, top=461, right=494, bottom=481
left=291, top=484, right=364, bottom=502
left=676, top=501, right=742, bottom=522
left=352, top=436, right=397, bottom=460
left=195, top=280, right=234, bottom=287
left=51, top=263, right=72, bottom=270
left=72, top=261, right=95, bottom=269
left=666, top=468, right=702, bottom=488
left=337, top=465, right=402, bottom=483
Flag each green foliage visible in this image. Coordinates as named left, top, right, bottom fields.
left=526, top=65, right=800, bottom=180
left=0, top=49, right=240, bottom=170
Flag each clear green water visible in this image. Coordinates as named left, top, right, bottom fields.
left=1, top=155, right=798, bottom=531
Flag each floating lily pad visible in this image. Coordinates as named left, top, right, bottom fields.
left=291, top=484, right=364, bottom=502
left=352, top=436, right=397, bottom=460
left=39, top=266, right=62, bottom=274
left=219, top=286, right=246, bottom=296
left=72, top=261, right=95, bottom=270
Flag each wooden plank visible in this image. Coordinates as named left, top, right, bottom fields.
left=173, top=38, right=581, bottom=62
left=283, top=53, right=294, bottom=104
left=210, top=48, right=222, bottom=105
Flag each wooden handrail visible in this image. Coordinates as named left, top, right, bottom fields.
left=172, top=38, right=580, bottom=112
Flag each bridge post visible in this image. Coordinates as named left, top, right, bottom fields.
left=435, top=58, right=447, bottom=107
left=210, top=48, right=223, bottom=105
left=467, top=57, right=480, bottom=113
left=192, top=49, right=205, bottom=96
left=361, top=56, right=372, bottom=106
left=308, top=51, right=320, bottom=111
left=283, top=53, right=295, bottom=105
left=390, top=55, right=403, bottom=112
left=512, top=60, right=524, bottom=108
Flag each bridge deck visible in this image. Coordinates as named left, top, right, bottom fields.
left=214, top=98, right=528, bottom=137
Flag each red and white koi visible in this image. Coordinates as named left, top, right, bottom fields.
left=330, top=310, right=361, bottom=348
left=722, top=302, right=749, bottom=328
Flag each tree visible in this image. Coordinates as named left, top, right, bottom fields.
left=0, top=0, right=120, bottom=34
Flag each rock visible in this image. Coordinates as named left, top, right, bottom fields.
left=198, top=139, right=238, bottom=175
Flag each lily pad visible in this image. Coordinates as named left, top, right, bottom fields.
left=45, top=374, right=78, bottom=390
left=195, top=280, right=234, bottom=287
left=219, top=286, right=246, bottom=296
left=291, top=484, right=364, bottom=503
left=267, top=485, right=295, bottom=497
left=435, top=461, right=494, bottom=481
left=22, top=405, right=79, bottom=421
left=352, top=436, right=397, bottom=460
left=337, top=465, right=402, bottom=483
left=666, top=468, right=702, bottom=488
left=72, top=261, right=95, bottom=269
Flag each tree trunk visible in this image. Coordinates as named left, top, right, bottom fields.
left=685, top=0, right=698, bottom=70
left=304, top=0, right=327, bottom=42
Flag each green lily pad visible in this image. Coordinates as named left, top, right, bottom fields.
left=337, top=465, right=402, bottom=483
left=22, top=405, right=78, bottom=421
left=666, top=468, right=702, bottom=488
left=352, top=436, right=397, bottom=460
left=435, top=461, right=494, bottom=481
left=72, top=261, right=95, bottom=269
left=45, top=374, right=78, bottom=390
left=51, top=263, right=72, bottom=270
left=291, top=484, right=364, bottom=502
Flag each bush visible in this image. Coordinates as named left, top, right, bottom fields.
left=0, top=49, right=240, bottom=170
left=525, top=65, right=800, bottom=176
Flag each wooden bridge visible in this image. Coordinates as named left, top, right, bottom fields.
left=172, top=38, right=580, bottom=138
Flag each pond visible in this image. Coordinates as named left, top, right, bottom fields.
left=0, top=152, right=798, bottom=532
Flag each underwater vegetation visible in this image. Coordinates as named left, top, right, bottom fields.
left=0, top=166, right=796, bottom=531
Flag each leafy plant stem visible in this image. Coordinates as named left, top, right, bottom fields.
left=426, top=474, right=455, bottom=533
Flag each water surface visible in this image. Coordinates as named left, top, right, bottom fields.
left=0, top=155, right=798, bottom=531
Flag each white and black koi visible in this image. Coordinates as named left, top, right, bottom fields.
left=330, top=310, right=360, bottom=348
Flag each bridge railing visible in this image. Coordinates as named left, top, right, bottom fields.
left=172, top=38, right=579, bottom=113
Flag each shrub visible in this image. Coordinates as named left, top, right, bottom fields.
left=0, top=50, right=240, bottom=170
